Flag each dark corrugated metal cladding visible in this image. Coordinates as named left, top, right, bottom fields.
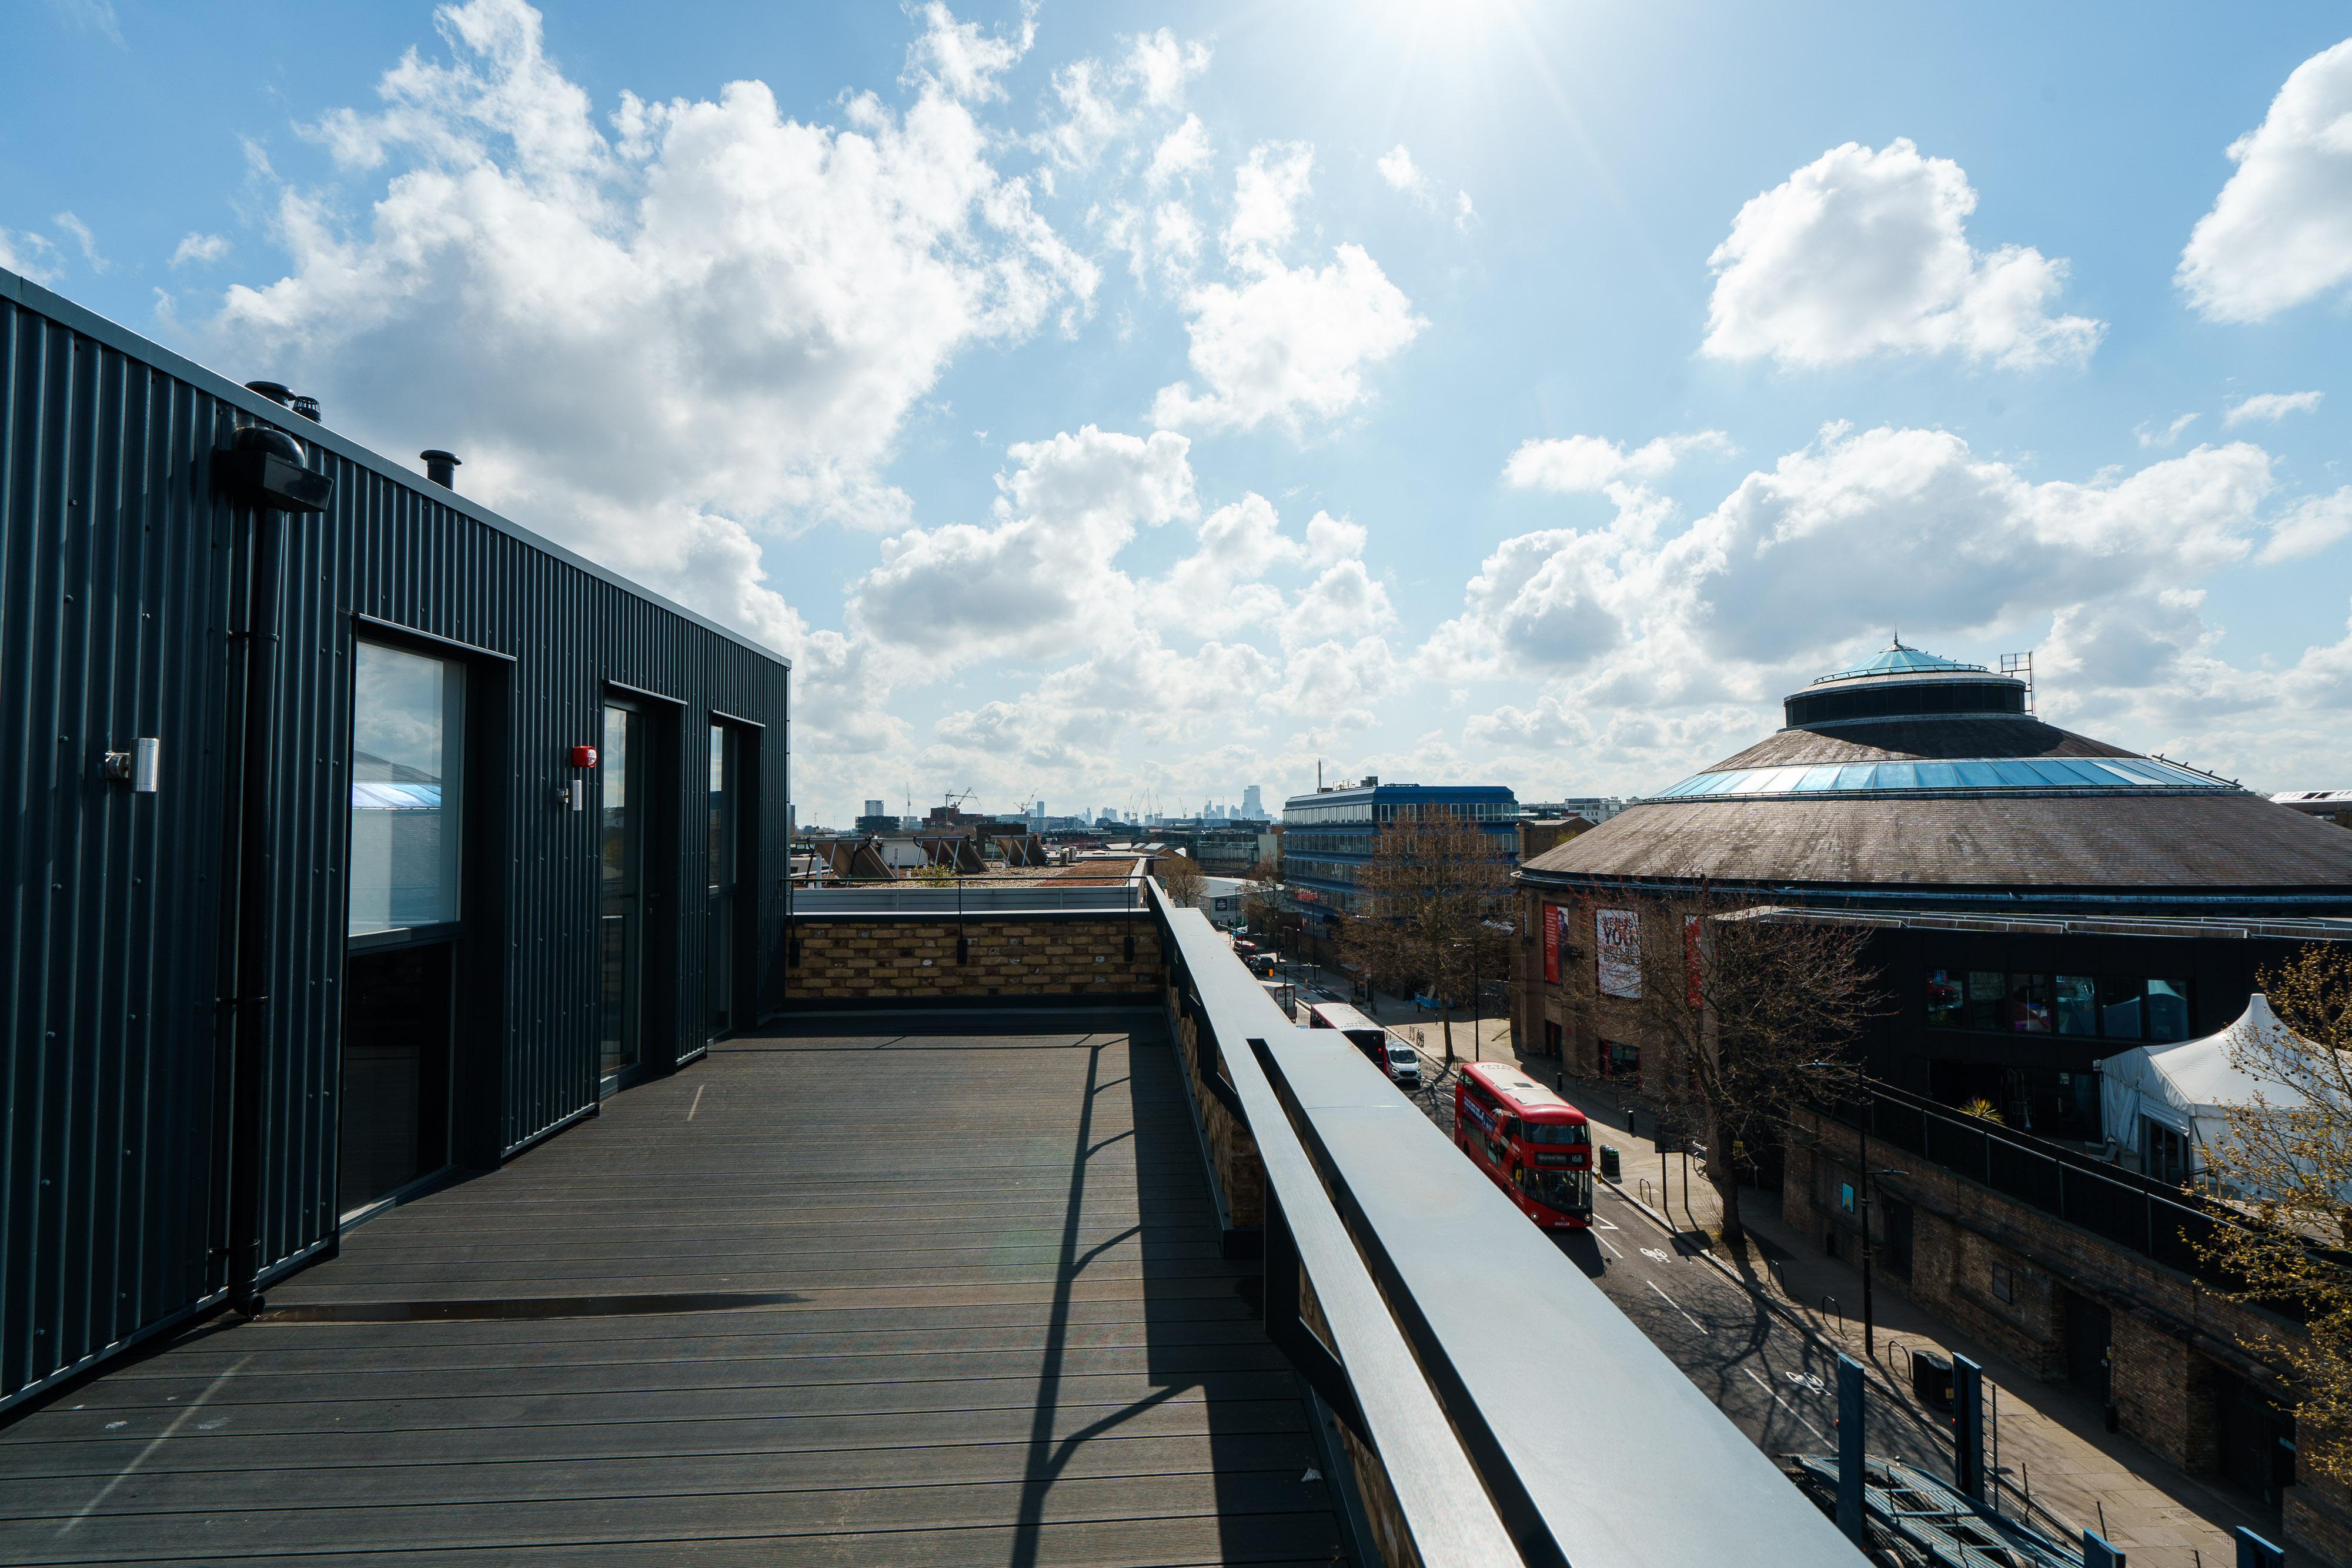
left=0, top=275, right=790, bottom=1410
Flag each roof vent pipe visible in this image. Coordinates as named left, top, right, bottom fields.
left=290, top=394, right=321, bottom=423
left=244, top=379, right=293, bottom=406
left=420, top=449, right=462, bottom=490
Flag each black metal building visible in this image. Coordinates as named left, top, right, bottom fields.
left=1, top=266, right=790, bottom=1411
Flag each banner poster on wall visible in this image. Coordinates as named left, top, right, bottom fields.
left=1542, top=903, right=1562, bottom=985
left=1684, top=914, right=1704, bottom=1011
left=1595, top=908, right=1641, bottom=998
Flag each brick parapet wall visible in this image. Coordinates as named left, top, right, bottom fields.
left=1162, top=980, right=1265, bottom=1231
left=786, top=915, right=1159, bottom=1001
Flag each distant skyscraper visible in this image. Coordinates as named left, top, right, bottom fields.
left=864, top=798, right=885, bottom=818
left=1242, top=784, right=1264, bottom=820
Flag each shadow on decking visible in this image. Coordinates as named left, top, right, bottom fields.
left=0, top=1008, right=1343, bottom=1567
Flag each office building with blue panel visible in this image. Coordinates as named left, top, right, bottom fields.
left=1282, top=780, right=1518, bottom=948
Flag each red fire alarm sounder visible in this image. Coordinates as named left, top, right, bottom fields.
left=570, top=745, right=599, bottom=768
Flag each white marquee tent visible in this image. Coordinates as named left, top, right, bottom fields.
left=2097, top=994, right=2311, bottom=1173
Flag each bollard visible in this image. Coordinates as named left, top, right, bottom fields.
left=1953, top=1355, right=1984, bottom=1503
left=1836, top=1354, right=1866, bottom=1546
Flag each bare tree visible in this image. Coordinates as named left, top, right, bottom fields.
left=1241, top=858, right=1282, bottom=934
left=1630, top=897, right=1882, bottom=1246
left=1339, top=810, right=1514, bottom=1064
left=2196, top=945, right=2352, bottom=1483
left=1159, top=851, right=1207, bottom=909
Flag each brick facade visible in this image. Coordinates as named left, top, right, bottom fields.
left=786, top=915, right=1160, bottom=1002
left=1786, top=1105, right=2352, bottom=1558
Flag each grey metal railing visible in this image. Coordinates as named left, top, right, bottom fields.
left=1150, top=880, right=1865, bottom=1567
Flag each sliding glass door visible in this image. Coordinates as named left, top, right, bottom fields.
left=599, top=701, right=647, bottom=1082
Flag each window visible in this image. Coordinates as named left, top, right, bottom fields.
left=1524, top=1122, right=1589, bottom=1145
left=1603, top=1040, right=1641, bottom=1078
left=2146, top=979, right=2192, bottom=1043
left=2099, top=976, right=2144, bottom=1039
left=2007, top=973, right=2051, bottom=1033
left=348, top=641, right=465, bottom=936
left=1925, top=969, right=1964, bottom=1028
left=1966, top=971, right=2004, bottom=1032
left=1991, top=1264, right=2014, bottom=1303
left=2054, top=975, right=2098, bottom=1035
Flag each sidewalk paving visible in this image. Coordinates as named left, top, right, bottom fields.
left=1553, top=1071, right=2314, bottom=1568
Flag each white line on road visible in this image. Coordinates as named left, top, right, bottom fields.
left=687, top=1085, right=705, bottom=1121
left=1648, top=1279, right=1708, bottom=1335
left=1595, top=1231, right=1623, bottom=1259
left=1744, top=1366, right=1828, bottom=1443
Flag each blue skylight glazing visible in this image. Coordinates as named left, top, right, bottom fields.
left=1649, top=755, right=2231, bottom=800
left=1811, top=640, right=1988, bottom=684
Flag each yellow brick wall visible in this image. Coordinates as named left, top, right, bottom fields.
left=787, top=917, right=1160, bottom=1001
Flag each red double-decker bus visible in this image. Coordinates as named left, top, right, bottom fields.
left=1454, top=1062, right=1594, bottom=1229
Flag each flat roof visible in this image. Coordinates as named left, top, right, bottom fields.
left=1729, top=906, right=2352, bottom=942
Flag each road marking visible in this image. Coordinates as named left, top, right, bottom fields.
left=1744, top=1366, right=1828, bottom=1443
left=1590, top=1216, right=1619, bottom=1231
left=1595, top=1232, right=1623, bottom=1259
left=687, top=1085, right=705, bottom=1121
left=1639, top=1246, right=1673, bottom=1265
left=1647, top=1279, right=1708, bottom=1334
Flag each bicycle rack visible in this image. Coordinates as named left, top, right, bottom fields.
left=1820, top=1293, right=1841, bottom=1327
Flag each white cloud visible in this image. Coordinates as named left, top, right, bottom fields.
left=853, top=426, right=1195, bottom=665
left=1146, top=113, right=1211, bottom=188
left=2261, top=487, right=2352, bottom=564
left=2178, top=39, right=2352, bottom=323
left=2224, top=389, right=2324, bottom=427
left=1223, top=142, right=1315, bottom=259
left=171, top=232, right=230, bottom=268
left=208, top=0, right=1097, bottom=617
left=1033, top=26, right=1211, bottom=170
left=1503, top=430, right=1732, bottom=494
left=903, top=1, right=1032, bottom=102
left=1376, top=142, right=1475, bottom=229
left=0, top=229, right=58, bottom=283
left=1377, top=145, right=1424, bottom=194
left=52, top=212, right=106, bottom=272
left=2136, top=413, right=2200, bottom=449
left=1704, top=138, right=2103, bottom=370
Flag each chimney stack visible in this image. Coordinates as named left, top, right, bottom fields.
left=420, top=449, right=462, bottom=490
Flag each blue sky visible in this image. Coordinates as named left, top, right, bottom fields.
left=11, top=2, right=2352, bottom=825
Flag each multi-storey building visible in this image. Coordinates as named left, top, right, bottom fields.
left=1282, top=780, right=1518, bottom=956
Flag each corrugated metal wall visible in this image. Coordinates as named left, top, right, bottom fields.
left=0, top=269, right=790, bottom=1410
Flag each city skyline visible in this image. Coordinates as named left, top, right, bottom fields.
left=12, top=2, right=2352, bottom=825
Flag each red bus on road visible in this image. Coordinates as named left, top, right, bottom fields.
left=1454, top=1062, right=1593, bottom=1229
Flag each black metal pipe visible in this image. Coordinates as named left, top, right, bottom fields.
left=226, top=499, right=286, bottom=1315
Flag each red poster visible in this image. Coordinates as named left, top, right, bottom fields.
left=1542, top=902, right=1561, bottom=985
left=1684, top=914, right=1703, bottom=1011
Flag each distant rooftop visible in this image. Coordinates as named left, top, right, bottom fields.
left=1812, top=637, right=1989, bottom=684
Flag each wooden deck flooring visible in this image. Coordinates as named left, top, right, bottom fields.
left=0, top=1011, right=1343, bottom=1565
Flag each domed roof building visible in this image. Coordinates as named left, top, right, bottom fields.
left=1522, top=640, right=2352, bottom=912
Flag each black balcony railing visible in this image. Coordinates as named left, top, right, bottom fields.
left=1148, top=880, right=1863, bottom=1567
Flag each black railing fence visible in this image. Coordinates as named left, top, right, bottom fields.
left=1837, top=1082, right=2231, bottom=1287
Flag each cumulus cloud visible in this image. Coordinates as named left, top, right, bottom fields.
left=52, top=212, right=105, bottom=272
left=902, top=1, right=1031, bottom=102
left=1503, top=430, right=1732, bottom=494
left=2261, top=487, right=2352, bottom=563
left=2178, top=39, right=2352, bottom=323
left=170, top=232, right=230, bottom=268
left=1150, top=142, right=1423, bottom=436
left=1032, top=26, right=1210, bottom=170
left=2136, top=413, right=2200, bottom=449
left=2224, top=389, right=2324, bottom=426
left=1704, top=138, right=2103, bottom=370
left=208, top=0, right=1097, bottom=629
left=0, top=229, right=58, bottom=283
left=853, top=426, right=1195, bottom=665
left=1375, top=142, right=1475, bottom=229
